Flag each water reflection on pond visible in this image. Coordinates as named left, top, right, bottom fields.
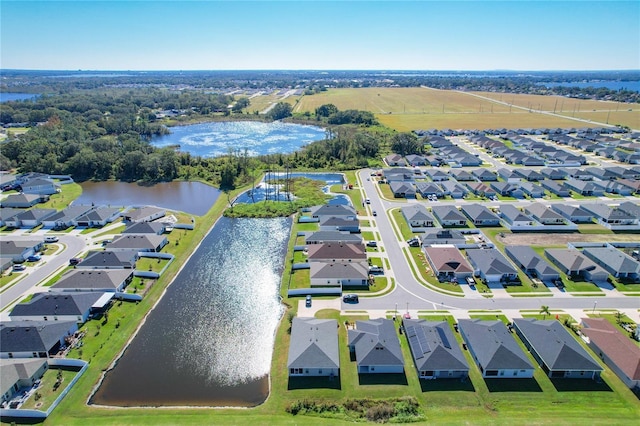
left=75, top=181, right=220, bottom=216
left=92, top=217, right=290, bottom=407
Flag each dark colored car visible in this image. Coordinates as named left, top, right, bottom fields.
left=305, top=295, right=312, bottom=307
left=69, top=258, right=82, bottom=266
left=343, top=294, right=359, bottom=303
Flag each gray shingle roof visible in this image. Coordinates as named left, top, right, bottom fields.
left=0, top=320, right=77, bottom=353
left=403, top=319, right=469, bottom=372
left=348, top=319, right=404, bottom=368
left=287, top=317, right=339, bottom=370
left=10, top=292, right=105, bottom=318
left=466, top=249, right=518, bottom=276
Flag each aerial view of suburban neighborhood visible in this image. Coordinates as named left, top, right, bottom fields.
left=1, top=1, right=639, bottom=425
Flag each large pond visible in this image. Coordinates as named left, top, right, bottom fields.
left=74, top=181, right=220, bottom=216
left=92, top=217, right=290, bottom=407
left=0, top=93, right=39, bottom=103
left=150, top=121, right=327, bottom=157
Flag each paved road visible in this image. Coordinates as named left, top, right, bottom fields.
left=346, top=169, right=640, bottom=313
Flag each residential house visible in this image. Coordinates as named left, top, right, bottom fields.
left=519, top=182, right=545, bottom=198
left=504, top=245, right=560, bottom=281
left=540, top=180, right=571, bottom=197
left=581, top=204, right=637, bottom=226
left=105, top=234, right=168, bottom=253
left=551, top=204, right=593, bottom=223
left=309, top=260, right=369, bottom=287
left=431, top=206, right=467, bottom=227
left=448, top=170, right=474, bottom=181
left=310, top=204, right=357, bottom=220
left=0, top=208, right=21, bottom=227
left=384, top=154, right=407, bottom=167
left=582, top=247, right=640, bottom=279
left=401, top=205, right=435, bottom=228
left=306, top=243, right=366, bottom=262
left=604, top=181, right=634, bottom=196
left=40, top=205, right=95, bottom=230
left=305, top=231, right=363, bottom=245
left=122, top=206, right=166, bottom=223
left=348, top=319, right=404, bottom=374
left=515, top=169, right=544, bottom=181
left=497, top=168, right=520, bottom=182
left=564, top=180, right=605, bottom=196
left=458, top=319, right=535, bottom=379
left=513, top=319, right=602, bottom=379
left=466, top=182, right=497, bottom=198
left=490, top=182, right=524, bottom=198
left=123, top=221, right=167, bottom=235
left=389, top=181, right=416, bottom=198
left=423, top=247, right=474, bottom=280
left=584, top=167, right=619, bottom=180
left=499, top=205, right=534, bottom=228
left=415, top=182, right=444, bottom=198
left=617, top=201, right=640, bottom=218
left=1, top=359, right=49, bottom=404
left=319, top=216, right=360, bottom=233
left=0, top=238, right=44, bottom=263
left=461, top=204, right=501, bottom=226
left=0, top=320, right=78, bottom=359
left=420, top=229, right=467, bottom=247
left=465, top=248, right=518, bottom=283
left=617, top=179, right=640, bottom=194
left=9, top=292, right=112, bottom=324
left=525, top=203, right=566, bottom=225
left=287, top=317, right=339, bottom=377
left=540, top=168, right=567, bottom=180
left=403, top=319, right=469, bottom=380
left=424, top=169, right=449, bottom=181
left=544, top=249, right=609, bottom=282
left=0, top=193, right=48, bottom=208
left=382, top=168, right=414, bottom=182
left=20, top=177, right=60, bottom=196
left=75, top=206, right=121, bottom=228
left=77, top=250, right=138, bottom=269
left=581, top=317, right=640, bottom=390
left=405, top=154, right=426, bottom=166
left=50, top=269, right=134, bottom=293
left=4, top=209, right=56, bottom=229
left=439, top=181, right=468, bottom=199
left=471, top=169, right=497, bottom=181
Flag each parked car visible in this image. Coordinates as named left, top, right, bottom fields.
left=305, top=295, right=312, bottom=307
left=369, top=266, right=384, bottom=274
left=366, top=241, right=377, bottom=247
left=12, top=264, right=26, bottom=271
left=44, top=236, right=59, bottom=243
left=343, top=294, right=359, bottom=303
left=69, top=258, right=82, bottom=266
left=407, top=238, right=420, bottom=247
left=27, top=254, right=41, bottom=262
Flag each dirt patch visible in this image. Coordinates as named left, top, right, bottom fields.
left=497, top=233, right=639, bottom=246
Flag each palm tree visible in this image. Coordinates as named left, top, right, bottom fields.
left=540, top=305, right=551, bottom=319
left=614, top=311, right=624, bottom=325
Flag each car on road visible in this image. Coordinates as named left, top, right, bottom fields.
left=44, top=236, right=59, bottom=243
left=305, top=295, right=312, bottom=307
left=372, top=210, right=377, bottom=216
left=69, top=258, right=82, bottom=266
left=365, top=198, right=371, bottom=204
left=343, top=294, right=359, bottom=303
left=12, top=264, right=26, bottom=272
left=27, top=254, right=41, bottom=262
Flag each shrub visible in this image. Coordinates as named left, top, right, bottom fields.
left=366, top=403, right=394, bottom=422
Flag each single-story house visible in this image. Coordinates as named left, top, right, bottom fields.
left=424, top=169, right=449, bottom=181
left=439, top=181, right=468, bottom=199
left=9, top=292, right=112, bottom=324
left=0, top=208, right=21, bottom=227
left=499, top=205, right=534, bottom=228
left=1, top=359, right=49, bottom=404
left=319, top=216, right=360, bottom=233
left=550, top=204, right=593, bottom=223
left=384, top=154, right=407, bottom=167
left=519, top=182, right=545, bottom=198
left=122, top=206, right=166, bottom=223
left=0, top=193, right=49, bottom=208
left=305, top=231, right=363, bottom=245
left=513, top=319, right=602, bottom=380
left=389, top=181, right=416, bottom=198
left=309, top=260, right=369, bottom=287
left=123, top=221, right=167, bottom=235
left=75, top=206, right=121, bottom=228
left=348, top=318, right=404, bottom=374
left=515, top=169, right=544, bottom=181
left=50, top=269, right=134, bottom=293
left=310, top=204, right=357, bottom=220
left=471, top=169, right=497, bottom=181
left=40, top=205, right=95, bottom=230
left=461, top=204, right=501, bottom=226
left=581, top=204, right=638, bottom=226
left=540, top=168, right=567, bottom=180
left=420, top=229, right=466, bottom=247
left=449, top=170, right=475, bottom=181
left=288, top=317, right=339, bottom=377
left=505, top=245, right=560, bottom=281
left=306, top=242, right=366, bottom=262
left=0, top=238, right=44, bottom=263
left=105, top=234, right=168, bottom=252
left=405, top=154, right=426, bottom=166
left=458, top=319, right=535, bottom=379
left=617, top=201, right=640, bottom=218
left=424, top=246, right=474, bottom=280
left=581, top=317, right=640, bottom=389
left=582, top=247, right=640, bottom=279
left=564, top=180, right=605, bottom=196
left=540, top=180, right=571, bottom=197
left=415, top=182, right=444, bottom=198
left=403, top=319, right=469, bottom=380
left=3, top=208, right=57, bottom=229
left=490, top=182, right=524, bottom=198
left=20, top=177, right=60, bottom=196
left=401, top=205, right=435, bottom=228
left=466, top=182, right=497, bottom=198
left=77, top=250, right=138, bottom=269
left=544, top=249, right=609, bottom=282
left=0, top=320, right=78, bottom=359
left=431, top=206, right=467, bottom=227
left=525, top=203, right=566, bottom=225
left=466, top=248, right=518, bottom=283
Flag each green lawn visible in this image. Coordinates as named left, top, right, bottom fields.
left=20, top=368, right=79, bottom=411
left=390, top=208, right=414, bottom=241
left=135, top=257, right=170, bottom=273
left=409, top=247, right=463, bottom=294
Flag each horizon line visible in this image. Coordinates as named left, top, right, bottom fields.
left=2, top=68, right=640, bottom=73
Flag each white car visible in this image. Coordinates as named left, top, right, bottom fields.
left=44, top=236, right=59, bottom=243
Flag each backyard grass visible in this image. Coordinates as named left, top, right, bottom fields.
left=135, top=257, right=170, bottom=273
left=20, top=368, right=79, bottom=411
left=38, top=182, right=83, bottom=210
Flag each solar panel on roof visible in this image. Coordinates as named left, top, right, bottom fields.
left=406, top=326, right=424, bottom=359
left=436, top=326, right=451, bottom=349
left=417, top=327, right=432, bottom=353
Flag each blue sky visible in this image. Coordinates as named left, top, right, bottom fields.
left=1, top=1, right=638, bottom=70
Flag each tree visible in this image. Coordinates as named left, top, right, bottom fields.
left=315, top=103, right=338, bottom=118
left=232, top=97, right=250, bottom=113
left=539, top=305, right=551, bottom=319
left=268, top=102, right=292, bottom=120
left=614, top=311, right=624, bottom=324
left=391, top=132, right=422, bottom=156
